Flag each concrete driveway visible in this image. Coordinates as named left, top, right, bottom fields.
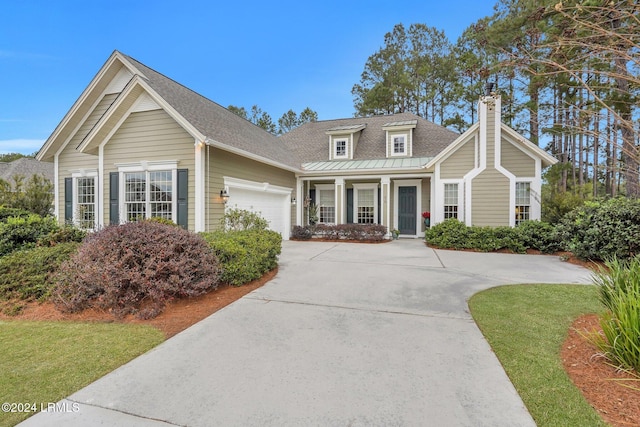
left=21, top=240, right=591, bottom=427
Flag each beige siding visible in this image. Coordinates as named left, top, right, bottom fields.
left=440, top=136, right=475, bottom=179
left=501, top=138, right=535, bottom=177
left=56, top=94, right=117, bottom=222
left=102, top=109, right=196, bottom=229
left=471, top=169, right=510, bottom=226
left=206, top=148, right=296, bottom=231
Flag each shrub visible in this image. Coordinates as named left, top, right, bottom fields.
left=201, top=229, right=282, bottom=286
left=424, top=219, right=469, bottom=249
left=221, top=208, right=269, bottom=231
left=291, top=225, right=313, bottom=240
left=0, top=206, right=32, bottom=222
left=37, top=224, right=87, bottom=246
left=590, top=257, right=640, bottom=372
left=146, top=216, right=178, bottom=227
left=425, top=219, right=527, bottom=253
left=53, top=221, right=220, bottom=319
left=0, top=214, right=60, bottom=256
left=292, top=224, right=387, bottom=241
left=555, top=198, right=640, bottom=260
left=0, top=174, right=54, bottom=217
left=515, top=220, right=562, bottom=253
left=0, top=243, right=79, bottom=302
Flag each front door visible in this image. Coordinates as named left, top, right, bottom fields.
left=398, top=186, right=417, bottom=235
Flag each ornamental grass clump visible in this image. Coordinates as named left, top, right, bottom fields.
left=53, top=220, right=220, bottom=319
left=591, top=257, right=640, bottom=372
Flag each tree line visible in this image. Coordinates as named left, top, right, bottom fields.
left=227, top=105, right=318, bottom=135
left=351, top=0, right=639, bottom=199
left=228, top=1, right=638, bottom=201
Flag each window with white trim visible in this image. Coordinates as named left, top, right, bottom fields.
left=444, top=183, right=459, bottom=219
left=353, top=183, right=378, bottom=224
left=515, top=182, right=531, bottom=225
left=318, top=188, right=335, bottom=223
left=391, top=134, right=407, bottom=156
left=76, top=177, right=96, bottom=229
left=122, top=167, right=176, bottom=222
left=334, top=138, right=347, bottom=158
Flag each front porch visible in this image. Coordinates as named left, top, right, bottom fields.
left=295, top=175, right=432, bottom=238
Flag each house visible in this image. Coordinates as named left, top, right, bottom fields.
left=36, top=51, right=557, bottom=238
left=0, top=158, right=54, bottom=184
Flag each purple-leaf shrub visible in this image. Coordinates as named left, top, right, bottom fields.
left=53, top=221, right=220, bottom=319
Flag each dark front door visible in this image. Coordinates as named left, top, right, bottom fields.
left=398, top=186, right=417, bottom=235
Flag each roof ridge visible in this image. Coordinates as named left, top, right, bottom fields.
left=121, top=53, right=275, bottom=137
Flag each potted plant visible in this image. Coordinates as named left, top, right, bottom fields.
left=422, top=211, right=430, bottom=227
left=391, top=229, right=400, bottom=240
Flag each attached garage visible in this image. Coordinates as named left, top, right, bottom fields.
left=224, top=177, right=292, bottom=239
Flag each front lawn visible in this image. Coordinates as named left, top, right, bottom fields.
left=0, top=321, right=163, bottom=426
left=468, top=284, right=606, bottom=427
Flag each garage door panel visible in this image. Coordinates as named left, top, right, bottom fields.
left=227, top=188, right=288, bottom=238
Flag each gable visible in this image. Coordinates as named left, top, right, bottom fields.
left=501, top=137, right=535, bottom=177
left=439, top=134, right=477, bottom=179
left=37, top=53, right=137, bottom=162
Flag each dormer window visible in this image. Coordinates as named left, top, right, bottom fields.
left=335, top=138, right=347, bottom=158
left=392, top=135, right=407, bottom=156
left=325, top=124, right=366, bottom=160
left=383, top=120, right=416, bottom=158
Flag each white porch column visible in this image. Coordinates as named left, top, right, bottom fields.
left=194, top=140, right=205, bottom=232
left=381, top=177, right=391, bottom=234
left=295, top=177, right=303, bottom=226
left=335, top=178, right=345, bottom=224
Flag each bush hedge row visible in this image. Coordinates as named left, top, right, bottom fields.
left=555, top=198, right=640, bottom=260
left=426, top=197, right=640, bottom=260
left=0, top=242, right=80, bottom=302
left=201, top=229, right=282, bottom=286
left=291, top=224, right=387, bottom=241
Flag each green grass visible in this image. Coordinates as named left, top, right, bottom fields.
left=0, top=321, right=164, bottom=427
left=469, top=284, right=607, bottom=427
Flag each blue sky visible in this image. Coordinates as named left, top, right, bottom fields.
left=0, top=1, right=497, bottom=155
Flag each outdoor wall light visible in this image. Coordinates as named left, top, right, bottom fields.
left=291, top=197, right=297, bottom=205
left=220, top=188, right=229, bottom=204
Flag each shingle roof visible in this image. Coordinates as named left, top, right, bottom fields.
left=278, top=113, right=459, bottom=163
left=122, top=53, right=458, bottom=170
left=122, top=54, right=299, bottom=169
left=0, top=158, right=54, bottom=183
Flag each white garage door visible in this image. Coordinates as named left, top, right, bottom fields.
left=226, top=183, right=291, bottom=239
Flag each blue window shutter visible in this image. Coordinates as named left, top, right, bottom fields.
left=177, top=169, right=188, bottom=229
left=346, top=188, right=353, bottom=223
left=64, top=178, right=73, bottom=222
left=109, top=172, right=119, bottom=224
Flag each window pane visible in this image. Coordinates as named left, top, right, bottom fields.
left=393, top=136, right=405, bottom=154
left=318, top=189, right=335, bottom=223
left=357, top=188, right=374, bottom=224
left=515, top=182, right=531, bottom=225
left=125, top=172, right=146, bottom=221
left=150, top=171, right=173, bottom=220
left=444, top=183, right=458, bottom=219
left=76, top=177, right=95, bottom=229
left=335, top=140, right=346, bottom=157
